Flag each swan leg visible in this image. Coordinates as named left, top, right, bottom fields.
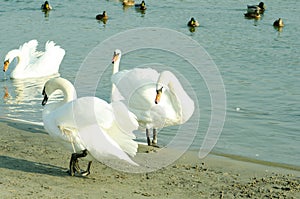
left=152, top=128, right=158, bottom=146
left=146, top=129, right=151, bottom=146
left=81, top=161, right=92, bottom=177
left=69, top=149, right=88, bottom=176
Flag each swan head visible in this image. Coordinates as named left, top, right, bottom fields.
left=42, top=77, right=77, bottom=106
left=3, top=49, right=20, bottom=72
left=112, top=49, right=122, bottom=64
left=155, top=86, right=163, bottom=104
left=155, top=71, right=178, bottom=104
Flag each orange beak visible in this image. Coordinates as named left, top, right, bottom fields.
left=3, top=60, right=9, bottom=72
left=112, top=53, right=119, bottom=64
left=155, top=90, right=162, bottom=104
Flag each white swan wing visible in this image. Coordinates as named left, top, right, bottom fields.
left=18, top=40, right=39, bottom=67
left=73, top=97, right=114, bottom=129
left=78, top=124, right=138, bottom=166
left=111, top=68, right=162, bottom=129
left=42, top=97, right=113, bottom=147
left=107, top=101, right=139, bottom=157
left=82, top=98, right=138, bottom=157
left=111, top=101, right=138, bottom=136
left=111, top=68, right=159, bottom=100
left=73, top=97, right=138, bottom=164
left=31, top=41, right=65, bottom=76
left=43, top=97, right=138, bottom=165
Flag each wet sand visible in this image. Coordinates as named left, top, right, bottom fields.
left=0, top=119, right=299, bottom=198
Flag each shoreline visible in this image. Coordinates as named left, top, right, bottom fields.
left=1, top=117, right=299, bottom=171
left=0, top=119, right=299, bottom=198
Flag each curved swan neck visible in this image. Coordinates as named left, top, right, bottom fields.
left=60, top=83, right=77, bottom=103
left=46, top=78, right=77, bottom=104
left=5, top=49, right=20, bottom=62
left=5, top=49, right=23, bottom=71
left=157, top=71, right=177, bottom=92
left=156, top=71, right=194, bottom=121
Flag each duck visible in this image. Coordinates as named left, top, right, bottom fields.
left=247, top=2, right=265, bottom=14
left=135, top=0, right=147, bottom=10
left=123, top=0, right=135, bottom=6
left=187, top=17, right=200, bottom=27
left=111, top=49, right=194, bottom=146
left=244, top=9, right=261, bottom=19
left=42, top=77, right=139, bottom=176
left=273, top=18, right=284, bottom=27
left=41, top=1, right=52, bottom=11
left=3, top=40, right=65, bottom=79
left=96, top=11, right=108, bottom=20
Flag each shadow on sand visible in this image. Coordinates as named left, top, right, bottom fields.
left=0, top=155, right=68, bottom=177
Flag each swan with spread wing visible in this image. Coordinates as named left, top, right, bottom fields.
left=42, top=77, right=139, bottom=176
left=3, top=40, right=65, bottom=79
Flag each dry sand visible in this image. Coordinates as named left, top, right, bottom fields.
left=0, top=119, right=299, bottom=198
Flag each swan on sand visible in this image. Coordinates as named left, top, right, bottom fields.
left=42, top=77, right=139, bottom=176
left=3, top=40, right=65, bottom=79
left=111, top=49, right=194, bottom=146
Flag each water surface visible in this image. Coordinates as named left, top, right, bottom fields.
left=0, top=0, right=299, bottom=167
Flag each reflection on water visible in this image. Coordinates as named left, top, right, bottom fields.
left=3, top=87, right=10, bottom=100
left=1, top=75, right=62, bottom=123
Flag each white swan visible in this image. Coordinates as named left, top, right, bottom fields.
left=111, top=49, right=194, bottom=146
left=42, top=77, right=139, bottom=176
left=3, top=40, right=65, bottom=79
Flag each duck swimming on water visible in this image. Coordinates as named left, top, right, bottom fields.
left=187, top=17, right=199, bottom=27
left=273, top=18, right=284, bottom=27
left=96, top=11, right=108, bottom=20
left=247, top=2, right=265, bottom=14
left=41, top=1, right=52, bottom=11
left=135, top=1, right=147, bottom=10
left=244, top=9, right=261, bottom=19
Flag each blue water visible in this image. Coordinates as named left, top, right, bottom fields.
left=0, top=0, right=299, bottom=167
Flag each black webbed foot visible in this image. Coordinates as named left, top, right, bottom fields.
left=69, top=149, right=89, bottom=176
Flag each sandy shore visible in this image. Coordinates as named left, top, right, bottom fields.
left=0, top=119, right=299, bottom=198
